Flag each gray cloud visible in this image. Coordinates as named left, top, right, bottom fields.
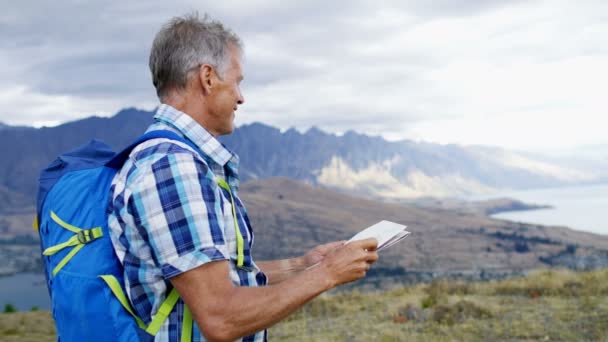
left=1, top=0, right=607, bottom=150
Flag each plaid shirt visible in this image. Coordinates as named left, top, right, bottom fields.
left=108, top=104, right=267, bottom=341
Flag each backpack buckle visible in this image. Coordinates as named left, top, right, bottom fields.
left=77, top=228, right=102, bottom=244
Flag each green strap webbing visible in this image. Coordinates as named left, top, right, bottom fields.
left=51, top=244, right=85, bottom=276
left=43, top=235, right=81, bottom=256
left=100, top=276, right=184, bottom=338
left=146, top=288, right=181, bottom=335
left=100, top=275, right=147, bottom=330
left=216, top=177, right=244, bottom=267
left=181, top=305, right=193, bottom=342
left=43, top=227, right=104, bottom=256
left=43, top=212, right=103, bottom=275
left=50, top=211, right=83, bottom=233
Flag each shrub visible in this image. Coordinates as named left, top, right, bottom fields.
left=432, top=300, right=493, bottom=325
left=421, top=295, right=437, bottom=309
left=3, top=304, right=17, bottom=313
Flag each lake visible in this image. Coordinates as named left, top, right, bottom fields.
left=0, top=273, right=50, bottom=311
left=484, top=183, right=608, bottom=236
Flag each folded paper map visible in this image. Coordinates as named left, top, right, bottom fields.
left=306, top=221, right=411, bottom=270
left=347, top=220, right=410, bottom=251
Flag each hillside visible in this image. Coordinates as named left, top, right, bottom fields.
left=273, top=268, right=608, bottom=341
left=242, top=178, right=608, bottom=279
left=2, top=177, right=607, bottom=277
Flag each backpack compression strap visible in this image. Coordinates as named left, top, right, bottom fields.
left=42, top=211, right=103, bottom=276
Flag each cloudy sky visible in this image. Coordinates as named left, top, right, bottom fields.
left=1, top=0, right=606, bottom=152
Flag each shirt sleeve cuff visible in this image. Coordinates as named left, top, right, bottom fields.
left=161, top=246, right=228, bottom=279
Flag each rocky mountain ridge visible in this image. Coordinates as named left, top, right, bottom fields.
left=0, top=108, right=598, bottom=202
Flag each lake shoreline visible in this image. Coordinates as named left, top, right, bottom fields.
left=485, top=183, right=608, bottom=236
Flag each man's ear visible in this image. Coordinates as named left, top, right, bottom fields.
left=199, top=64, right=214, bottom=94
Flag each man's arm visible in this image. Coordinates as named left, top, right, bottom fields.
left=257, top=241, right=344, bottom=284
left=256, top=258, right=305, bottom=284
left=171, top=238, right=378, bottom=342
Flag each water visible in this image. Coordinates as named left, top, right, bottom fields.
left=483, top=183, right=608, bottom=236
left=0, top=273, right=50, bottom=311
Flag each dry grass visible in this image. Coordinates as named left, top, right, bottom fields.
left=0, top=311, right=55, bottom=342
left=2, top=269, right=608, bottom=341
left=272, top=269, right=608, bottom=341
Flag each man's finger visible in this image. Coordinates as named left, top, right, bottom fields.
left=353, top=237, right=378, bottom=250
left=365, top=251, right=379, bottom=263
left=323, top=240, right=346, bottom=249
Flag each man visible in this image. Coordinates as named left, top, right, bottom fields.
left=108, top=13, right=378, bottom=341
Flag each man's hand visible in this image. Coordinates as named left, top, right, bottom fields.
left=302, top=240, right=345, bottom=268
left=318, top=238, right=379, bottom=288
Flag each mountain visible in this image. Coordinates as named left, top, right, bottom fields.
left=0, top=185, right=34, bottom=238
left=0, top=108, right=598, bottom=202
left=242, top=178, right=608, bottom=274
left=0, top=108, right=154, bottom=197
left=2, top=108, right=606, bottom=280
left=220, top=126, right=596, bottom=199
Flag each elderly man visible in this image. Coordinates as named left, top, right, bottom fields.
left=108, top=13, right=378, bottom=341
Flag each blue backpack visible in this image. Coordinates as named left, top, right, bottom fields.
left=35, top=130, right=202, bottom=341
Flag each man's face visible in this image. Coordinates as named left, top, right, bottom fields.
left=206, top=45, right=245, bottom=136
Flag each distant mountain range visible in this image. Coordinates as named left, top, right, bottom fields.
left=0, top=107, right=601, bottom=203
left=1, top=109, right=607, bottom=278
left=219, top=124, right=599, bottom=199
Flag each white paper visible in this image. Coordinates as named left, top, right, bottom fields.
left=306, top=220, right=411, bottom=270
left=347, top=220, right=410, bottom=251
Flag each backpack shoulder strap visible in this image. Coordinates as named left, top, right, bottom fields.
left=107, top=130, right=244, bottom=266
left=106, top=130, right=202, bottom=169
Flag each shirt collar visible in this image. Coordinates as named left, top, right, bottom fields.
left=153, top=104, right=237, bottom=167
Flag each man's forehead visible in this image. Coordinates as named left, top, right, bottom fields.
left=228, top=43, right=243, bottom=60
left=229, top=49, right=244, bottom=78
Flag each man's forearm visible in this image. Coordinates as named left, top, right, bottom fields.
left=172, top=239, right=379, bottom=342
left=257, top=240, right=346, bottom=284
left=182, top=263, right=333, bottom=342
left=257, top=257, right=306, bottom=284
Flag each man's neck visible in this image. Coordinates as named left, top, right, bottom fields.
left=162, top=93, right=220, bottom=137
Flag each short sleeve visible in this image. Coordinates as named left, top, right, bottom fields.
left=127, top=145, right=229, bottom=279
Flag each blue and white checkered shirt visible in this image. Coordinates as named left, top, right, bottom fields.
left=108, top=104, right=267, bottom=341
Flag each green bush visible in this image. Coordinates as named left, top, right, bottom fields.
left=3, top=304, right=17, bottom=313
left=421, top=295, right=436, bottom=309
left=432, top=300, right=493, bottom=325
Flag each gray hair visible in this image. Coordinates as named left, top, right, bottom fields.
left=149, top=13, right=243, bottom=100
